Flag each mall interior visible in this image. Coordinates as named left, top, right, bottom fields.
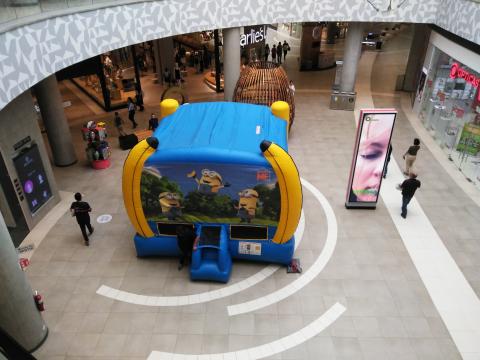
left=0, top=1, right=480, bottom=359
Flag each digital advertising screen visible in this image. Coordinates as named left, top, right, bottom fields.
left=346, top=109, right=397, bottom=209
left=13, top=144, right=52, bottom=214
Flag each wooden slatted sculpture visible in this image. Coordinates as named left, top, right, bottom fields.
left=233, top=61, right=295, bottom=128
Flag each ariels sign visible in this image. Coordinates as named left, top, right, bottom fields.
left=240, top=26, right=266, bottom=47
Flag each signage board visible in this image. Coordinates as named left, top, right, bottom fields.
left=238, top=241, right=262, bottom=256
left=450, top=62, right=480, bottom=101
left=13, top=144, right=52, bottom=214
left=17, top=244, right=35, bottom=254
left=240, top=25, right=267, bottom=48
left=346, top=109, right=397, bottom=209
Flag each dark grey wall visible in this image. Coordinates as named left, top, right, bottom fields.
left=0, top=90, right=59, bottom=230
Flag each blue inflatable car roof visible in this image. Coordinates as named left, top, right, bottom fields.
left=149, top=102, right=288, bottom=165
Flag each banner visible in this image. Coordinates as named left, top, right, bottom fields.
left=456, top=123, right=480, bottom=156
left=140, top=162, right=280, bottom=228
left=346, top=109, right=397, bottom=209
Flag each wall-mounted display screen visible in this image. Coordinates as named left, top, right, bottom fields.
left=13, top=144, right=52, bottom=214
left=346, top=109, right=397, bottom=208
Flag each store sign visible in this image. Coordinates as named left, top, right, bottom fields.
left=450, top=62, right=480, bottom=101
left=346, top=109, right=397, bottom=209
left=240, top=26, right=266, bottom=47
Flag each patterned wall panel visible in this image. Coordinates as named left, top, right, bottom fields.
left=0, top=0, right=475, bottom=111
left=436, top=0, right=480, bottom=45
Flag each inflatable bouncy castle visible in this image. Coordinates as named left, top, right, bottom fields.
left=122, top=99, right=302, bottom=282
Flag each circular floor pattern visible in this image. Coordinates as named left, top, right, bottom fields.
left=96, top=177, right=337, bottom=312
left=92, top=177, right=343, bottom=360
left=227, top=177, right=338, bottom=315
left=148, top=303, right=346, bottom=360
left=96, top=211, right=304, bottom=306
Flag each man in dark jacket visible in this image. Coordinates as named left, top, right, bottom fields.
left=70, top=193, right=94, bottom=245
left=148, top=113, right=159, bottom=131
left=400, top=172, right=421, bottom=218
left=176, top=225, right=196, bottom=270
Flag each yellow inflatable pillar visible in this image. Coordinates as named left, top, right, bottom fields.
left=122, top=137, right=159, bottom=237
left=160, top=99, right=179, bottom=119
left=271, top=101, right=290, bottom=132
left=260, top=140, right=302, bottom=244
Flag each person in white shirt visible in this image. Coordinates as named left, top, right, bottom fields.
left=289, top=80, right=296, bottom=95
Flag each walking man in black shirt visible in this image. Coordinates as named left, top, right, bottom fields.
left=70, top=193, right=94, bottom=246
left=400, top=172, right=421, bottom=219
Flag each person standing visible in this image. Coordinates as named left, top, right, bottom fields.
left=127, top=97, right=137, bottom=129
left=176, top=225, right=196, bottom=270
left=148, top=113, right=159, bottom=131
left=271, top=44, right=277, bottom=63
left=277, top=42, right=283, bottom=64
left=403, top=138, right=420, bottom=176
left=289, top=80, right=295, bottom=95
left=174, top=63, right=181, bottom=86
left=70, top=193, right=94, bottom=246
left=264, top=44, right=270, bottom=62
left=399, top=172, right=421, bottom=218
left=283, top=40, right=290, bottom=61
left=163, top=67, right=171, bottom=87
left=383, top=143, right=392, bottom=178
left=135, top=86, right=144, bottom=112
left=114, top=112, right=126, bottom=136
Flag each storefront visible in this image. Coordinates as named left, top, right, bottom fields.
left=58, top=45, right=145, bottom=111
left=414, top=31, right=480, bottom=190
left=240, top=25, right=268, bottom=64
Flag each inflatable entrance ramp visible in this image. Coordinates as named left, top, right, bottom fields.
left=122, top=100, right=302, bottom=283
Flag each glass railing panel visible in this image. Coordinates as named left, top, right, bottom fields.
left=38, top=0, right=69, bottom=12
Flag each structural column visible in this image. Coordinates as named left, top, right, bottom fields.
left=153, top=39, right=162, bottom=83
left=157, top=37, right=175, bottom=86
left=327, top=22, right=337, bottom=44
left=34, top=75, right=77, bottom=166
left=0, top=210, right=48, bottom=351
left=340, top=22, right=364, bottom=93
left=403, top=24, right=430, bottom=92
left=222, top=27, right=241, bottom=101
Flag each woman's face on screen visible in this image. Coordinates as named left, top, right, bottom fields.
left=352, top=118, right=391, bottom=202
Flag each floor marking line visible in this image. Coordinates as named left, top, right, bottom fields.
left=147, top=302, right=346, bottom=360
left=227, top=178, right=338, bottom=316
left=96, top=211, right=305, bottom=306
left=358, top=50, right=480, bottom=359
left=381, top=159, right=480, bottom=359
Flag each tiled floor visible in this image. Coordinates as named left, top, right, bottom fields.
left=25, top=25, right=479, bottom=359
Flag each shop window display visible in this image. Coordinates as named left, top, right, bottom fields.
left=70, top=46, right=142, bottom=110
left=418, top=49, right=480, bottom=189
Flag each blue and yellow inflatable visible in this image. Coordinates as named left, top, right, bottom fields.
left=122, top=100, right=302, bottom=282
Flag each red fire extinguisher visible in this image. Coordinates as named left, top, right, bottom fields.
left=33, top=291, right=45, bottom=312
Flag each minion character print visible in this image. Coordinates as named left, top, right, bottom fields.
left=158, top=192, right=183, bottom=220
left=235, top=188, right=259, bottom=223
left=187, top=169, right=229, bottom=194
